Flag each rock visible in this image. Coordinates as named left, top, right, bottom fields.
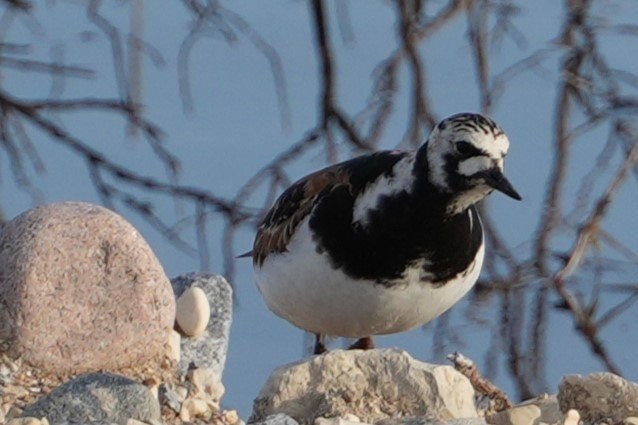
left=0, top=202, right=175, bottom=374
left=188, top=366, right=225, bottom=402
left=21, top=372, right=161, bottom=424
left=250, top=349, right=478, bottom=425
left=168, top=330, right=181, bottom=363
left=315, top=417, right=369, bottom=425
left=158, top=367, right=225, bottom=423
left=563, top=410, right=580, bottom=425
left=489, top=405, right=540, bottom=425
left=558, top=372, right=638, bottom=424
left=176, top=286, right=211, bottom=337
left=171, top=273, right=233, bottom=377
left=180, top=397, right=217, bottom=422
left=0, top=362, right=11, bottom=383
left=160, top=384, right=185, bottom=413
left=377, top=418, right=487, bottom=425
left=488, top=394, right=562, bottom=425
left=250, top=413, right=300, bottom=425
left=222, top=410, right=243, bottom=425
left=177, top=367, right=225, bottom=421
left=341, top=414, right=362, bottom=422
left=5, top=405, right=23, bottom=421
left=7, top=418, right=49, bottom=425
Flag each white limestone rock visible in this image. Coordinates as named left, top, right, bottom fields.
left=250, top=349, right=478, bottom=425
left=563, top=410, right=580, bottom=425
left=488, top=394, right=562, bottom=425
left=188, top=366, right=225, bottom=402
left=180, top=397, right=215, bottom=422
left=489, top=405, right=540, bottom=425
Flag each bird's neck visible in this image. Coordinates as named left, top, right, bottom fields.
left=413, top=142, right=480, bottom=217
left=412, top=147, right=460, bottom=217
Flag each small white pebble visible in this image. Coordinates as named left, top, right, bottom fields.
left=180, top=397, right=212, bottom=422
left=176, top=286, right=210, bottom=337
left=564, top=409, right=580, bottom=425
left=0, top=364, right=10, bottom=377
left=175, top=384, right=189, bottom=401
left=223, top=409, right=241, bottom=425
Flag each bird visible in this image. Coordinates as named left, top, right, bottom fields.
left=250, top=112, right=521, bottom=355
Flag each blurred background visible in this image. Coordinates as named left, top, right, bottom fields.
left=1, top=0, right=637, bottom=417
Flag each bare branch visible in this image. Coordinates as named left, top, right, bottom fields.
left=555, top=138, right=638, bottom=282
left=448, top=352, right=513, bottom=412
left=0, top=90, right=251, bottom=222
left=396, top=0, right=437, bottom=144
left=534, top=0, right=592, bottom=272
left=0, top=57, right=94, bottom=77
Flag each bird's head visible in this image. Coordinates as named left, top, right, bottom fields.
left=421, top=112, right=521, bottom=213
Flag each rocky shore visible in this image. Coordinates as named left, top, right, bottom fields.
left=0, top=202, right=636, bottom=425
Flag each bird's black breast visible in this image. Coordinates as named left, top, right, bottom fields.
left=309, top=179, right=484, bottom=286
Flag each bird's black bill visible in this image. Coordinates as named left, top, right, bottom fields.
left=484, top=169, right=522, bottom=200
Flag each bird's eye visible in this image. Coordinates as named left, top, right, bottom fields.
left=454, top=141, right=473, bottom=156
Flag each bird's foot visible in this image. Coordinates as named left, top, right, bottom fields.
left=348, top=336, right=375, bottom=350
left=314, top=334, right=328, bottom=355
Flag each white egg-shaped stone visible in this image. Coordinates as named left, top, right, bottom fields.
left=176, top=287, right=210, bottom=337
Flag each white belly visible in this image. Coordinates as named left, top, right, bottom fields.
left=254, top=219, right=484, bottom=338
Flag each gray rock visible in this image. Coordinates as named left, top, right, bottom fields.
left=21, top=372, right=160, bottom=424
left=249, top=413, right=300, bottom=425
left=170, top=273, right=233, bottom=377
left=558, top=372, right=638, bottom=424
left=159, top=384, right=183, bottom=413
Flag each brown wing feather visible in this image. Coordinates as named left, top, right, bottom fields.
left=253, top=166, right=350, bottom=266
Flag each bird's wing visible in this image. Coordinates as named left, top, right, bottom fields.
left=252, top=150, right=408, bottom=266
left=252, top=164, right=350, bottom=266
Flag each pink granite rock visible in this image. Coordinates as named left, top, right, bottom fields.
left=0, top=202, right=175, bottom=374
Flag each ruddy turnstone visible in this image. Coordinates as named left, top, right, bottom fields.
left=251, top=113, right=521, bottom=354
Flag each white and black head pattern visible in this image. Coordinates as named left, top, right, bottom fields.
left=422, top=113, right=521, bottom=214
